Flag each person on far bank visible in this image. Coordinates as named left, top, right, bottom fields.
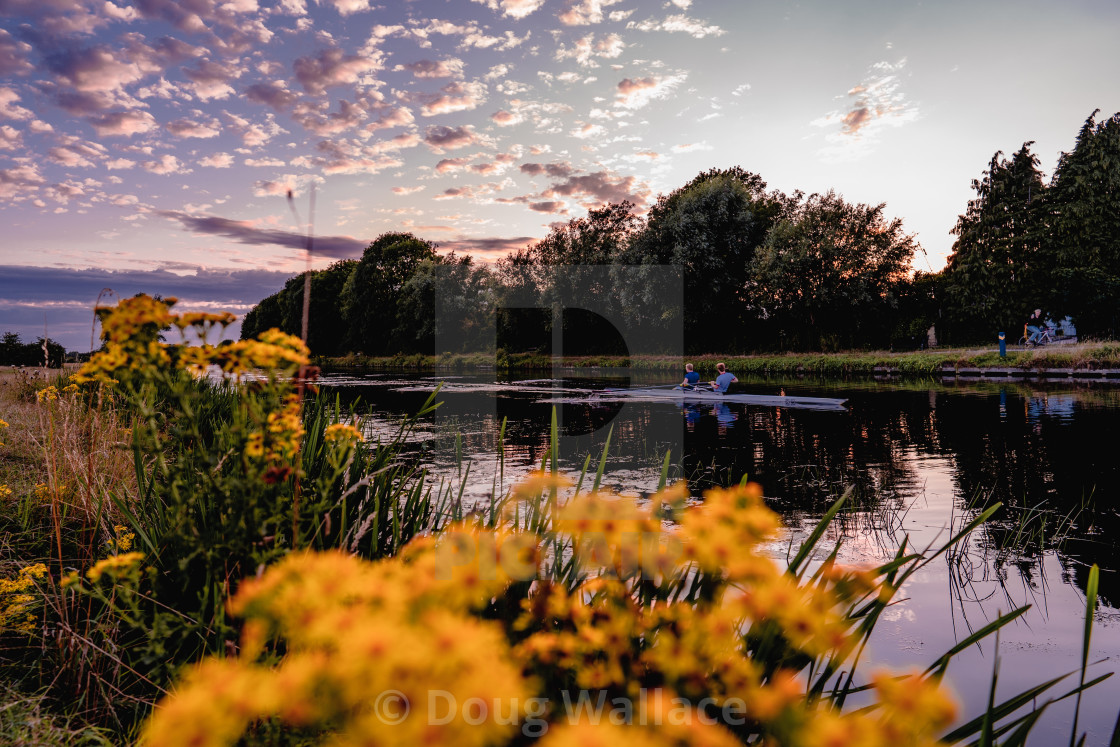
left=680, top=363, right=700, bottom=388
left=710, top=362, right=738, bottom=393
left=1025, top=309, right=1043, bottom=344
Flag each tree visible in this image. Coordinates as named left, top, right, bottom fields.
left=747, top=191, right=916, bottom=350
left=398, top=253, right=495, bottom=354
left=340, top=232, right=437, bottom=354
left=1049, top=110, right=1120, bottom=337
left=944, top=142, right=1048, bottom=339
left=240, top=293, right=284, bottom=342
left=619, top=167, right=786, bottom=353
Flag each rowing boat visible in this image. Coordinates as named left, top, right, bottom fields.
left=597, top=387, right=849, bottom=411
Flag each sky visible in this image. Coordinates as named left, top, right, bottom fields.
left=1, top=0, right=1119, bottom=351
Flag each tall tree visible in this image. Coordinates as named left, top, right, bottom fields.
left=747, top=191, right=916, bottom=350
left=619, top=167, right=785, bottom=353
left=944, top=143, right=1048, bottom=338
left=1049, top=110, right=1120, bottom=337
left=340, top=232, right=437, bottom=355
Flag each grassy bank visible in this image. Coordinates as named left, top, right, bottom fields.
left=320, top=340, right=1120, bottom=376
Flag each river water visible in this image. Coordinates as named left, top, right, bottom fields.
left=320, top=370, right=1120, bottom=745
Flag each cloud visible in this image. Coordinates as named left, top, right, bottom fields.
left=392, top=185, right=425, bottom=195
left=86, top=110, right=158, bottom=137
left=0, top=29, right=34, bottom=77
left=529, top=200, right=567, bottom=213
left=469, top=0, right=545, bottom=19
left=555, top=32, right=624, bottom=67
left=200, top=152, right=235, bottom=168
left=166, top=116, right=222, bottom=138
left=435, top=157, right=472, bottom=174
left=811, top=59, right=919, bottom=159
left=293, top=47, right=382, bottom=95
left=615, top=74, right=687, bottom=109
left=520, top=162, right=576, bottom=178
left=490, top=109, right=521, bottom=126
left=317, top=0, right=375, bottom=16
left=396, top=58, right=465, bottom=79
left=48, top=138, right=107, bottom=167
left=45, top=44, right=155, bottom=93
left=0, top=125, right=23, bottom=150
left=0, top=161, right=46, bottom=201
left=0, top=87, right=33, bottom=120
left=156, top=210, right=367, bottom=259
left=0, top=265, right=300, bottom=351
left=541, top=169, right=649, bottom=208
left=142, top=154, right=187, bottom=174
left=365, top=105, right=414, bottom=131
left=401, top=79, right=488, bottom=117
left=182, top=60, right=240, bottom=101
left=627, top=14, right=725, bottom=37
left=245, top=80, right=300, bottom=111
left=423, top=124, right=480, bottom=152
left=439, top=235, right=537, bottom=260
left=559, top=0, right=624, bottom=25
left=410, top=18, right=530, bottom=51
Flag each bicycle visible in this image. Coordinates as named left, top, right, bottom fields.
left=1019, top=327, right=1055, bottom=347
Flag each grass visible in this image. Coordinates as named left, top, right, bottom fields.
left=316, top=340, right=1120, bottom=377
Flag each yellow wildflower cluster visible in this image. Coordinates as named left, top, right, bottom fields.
left=0, top=485, right=11, bottom=500
left=35, top=385, right=59, bottom=403
left=143, top=548, right=534, bottom=747
left=74, top=294, right=308, bottom=385
left=141, top=479, right=957, bottom=747
left=109, top=524, right=135, bottom=553
left=800, top=670, right=956, bottom=747
left=0, top=563, right=48, bottom=635
left=245, top=394, right=305, bottom=464
left=86, top=552, right=145, bottom=583
left=0, top=417, right=9, bottom=447
left=554, top=485, right=686, bottom=578
left=323, top=422, right=364, bottom=444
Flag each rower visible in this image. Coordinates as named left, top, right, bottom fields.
left=709, top=362, right=738, bottom=393
left=680, top=363, right=700, bottom=389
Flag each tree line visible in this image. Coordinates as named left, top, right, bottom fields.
left=0, top=332, right=67, bottom=367
left=242, top=109, right=1120, bottom=355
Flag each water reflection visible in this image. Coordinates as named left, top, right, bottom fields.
left=319, top=370, right=1120, bottom=742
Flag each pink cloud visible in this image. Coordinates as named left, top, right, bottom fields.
left=0, top=29, right=34, bottom=77
left=490, top=109, right=521, bottom=126
left=0, top=87, right=33, bottom=120
left=86, top=110, right=158, bottom=137
left=293, top=47, right=382, bottom=95
left=397, top=58, right=465, bottom=79
left=166, top=117, right=222, bottom=138
left=469, top=0, right=545, bottom=19
left=435, top=157, right=471, bottom=174
left=200, top=153, right=235, bottom=168
left=142, top=154, right=186, bottom=175
left=559, top=0, right=623, bottom=25
left=365, top=106, right=414, bottom=131
left=423, top=124, right=479, bottom=152
left=245, top=81, right=300, bottom=111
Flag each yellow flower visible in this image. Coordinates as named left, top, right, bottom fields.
left=36, top=385, right=59, bottom=403
left=0, top=417, right=8, bottom=447
left=323, top=423, right=363, bottom=443
left=0, top=485, right=11, bottom=500
left=86, top=552, right=145, bottom=582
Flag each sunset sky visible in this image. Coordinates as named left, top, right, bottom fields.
left=2, top=0, right=1118, bottom=350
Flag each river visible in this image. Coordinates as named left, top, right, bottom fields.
left=319, top=370, right=1120, bottom=745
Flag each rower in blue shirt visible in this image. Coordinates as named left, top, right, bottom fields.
left=680, top=363, right=701, bottom=388
left=709, top=362, right=738, bottom=393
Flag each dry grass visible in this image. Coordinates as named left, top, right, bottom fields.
left=0, top=367, right=138, bottom=547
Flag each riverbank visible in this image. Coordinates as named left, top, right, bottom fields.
left=320, top=340, right=1120, bottom=379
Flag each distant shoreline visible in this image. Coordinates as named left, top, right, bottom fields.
left=316, top=341, right=1120, bottom=381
